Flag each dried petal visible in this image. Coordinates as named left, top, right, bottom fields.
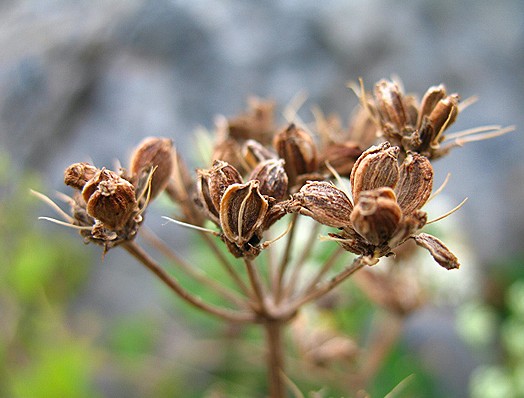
left=395, top=153, right=433, bottom=214
left=350, top=187, right=401, bottom=245
left=249, top=159, right=288, bottom=201
left=83, top=169, right=137, bottom=230
left=219, top=180, right=269, bottom=246
left=64, top=162, right=98, bottom=190
left=287, top=181, right=353, bottom=228
left=130, top=137, right=174, bottom=200
left=350, top=142, right=400, bottom=202
left=412, top=233, right=460, bottom=270
left=273, top=123, right=319, bottom=186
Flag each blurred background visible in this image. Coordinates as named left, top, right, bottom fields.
left=1, top=0, right=523, bottom=397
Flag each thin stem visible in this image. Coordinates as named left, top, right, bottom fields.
left=140, top=228, right=247, bottom=308
left=275, top=213, right=299, bottom=303
left=198, top=231, right=252, bottom=297
left=264, top=320, right=286, bottom=398
left=302, top=246, right=345, bottom=295
left=122, top=241, right=254, bottom=323
left=356, top=312, right=404, bottom=390
left=282, top=221, right=322, bottom=299
left=244, top=258, right=268, bottom=314
left=284, top=256, right=371, bottom=315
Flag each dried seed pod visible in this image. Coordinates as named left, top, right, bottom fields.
left=320, top=142, right=363, bottom=176
left=243, top=139, right=277, bottom=170
left=82, top=168, right=138, bottom=230
left=130, top=137, right=174, bottom=200
left=273, top=123, right=319, bottom=186
left=212, top=137, right=245, bottom=173
left=395, top=153, right=433, bottom=214
left=413, top=233, right=460, bottom=270
left=64, top=162, right=98, bottom=190
left=374, top=79, right=407, bottom=130
left=287, top=181, right=353, bottom=228
left=197, top=160, right=243, bottom=222
left=427, top=94, right=459, bottom=143
left=417, top=85, right=447, bottom=127
left=350, top=142, right=400, bottom=202
left=350, top=187, right=402, bottom=246
left=219, top=180, right=268, bottom=247
left=248, top=159, right=288, bottom=201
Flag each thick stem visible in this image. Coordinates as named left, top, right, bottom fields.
left=264, top=319, right=286, bottom=398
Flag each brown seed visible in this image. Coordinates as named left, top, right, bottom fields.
left=130, top=137, right=174, bottom=200
left=412, top=233, right=460, bottom=270
left=395, top=153, right=433, bottom=214
left=64, top=162, right=98, bottom=190
left=248, top=159, right=288, bottom=201
left=350, top=142, right=400, bottom=203
left=287, top=181, right=353, bottom=228
left=350, top=187, right=402, bottom=246
left=219, top=180, right=269, bottom=246
left=83, top=168, right=137, bottom=230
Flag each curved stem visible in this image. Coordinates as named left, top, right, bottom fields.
left=275, top=213, right=298, bottom=303
left=122, top=241, right=255, bottom=323
left=198, top=231, right=252, bottom=297
left=283, top=256, right=371, bottom=315
left=302, top=246, right=345, bottom=295
left=244, top=258, right=269, bottom=314
left=140, top=228, right=247, bottom=308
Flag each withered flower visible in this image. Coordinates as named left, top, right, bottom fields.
left=363, top=78, right=510, bottom=160
left=286, top=142, right=460, bottom=269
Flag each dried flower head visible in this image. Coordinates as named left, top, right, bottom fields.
left=360, top=78, right=511, bottom=159
left=287, top=142, right=460, bottom=269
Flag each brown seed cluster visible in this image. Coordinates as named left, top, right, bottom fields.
left=286, top=142, right=459, bottom=269
left=61, top=137, right=174, bottom=250
left=47, top=77, right=505, bottom=266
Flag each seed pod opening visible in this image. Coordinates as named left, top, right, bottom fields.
left=219, top=180, right=268, bottom=247
left=395, top=153, right=433, bottom=214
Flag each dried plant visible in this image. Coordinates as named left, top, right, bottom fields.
left=34, top=78, right=514, bottom=397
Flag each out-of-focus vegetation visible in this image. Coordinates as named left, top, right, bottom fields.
left=457, top=258, right=524, bottom=398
